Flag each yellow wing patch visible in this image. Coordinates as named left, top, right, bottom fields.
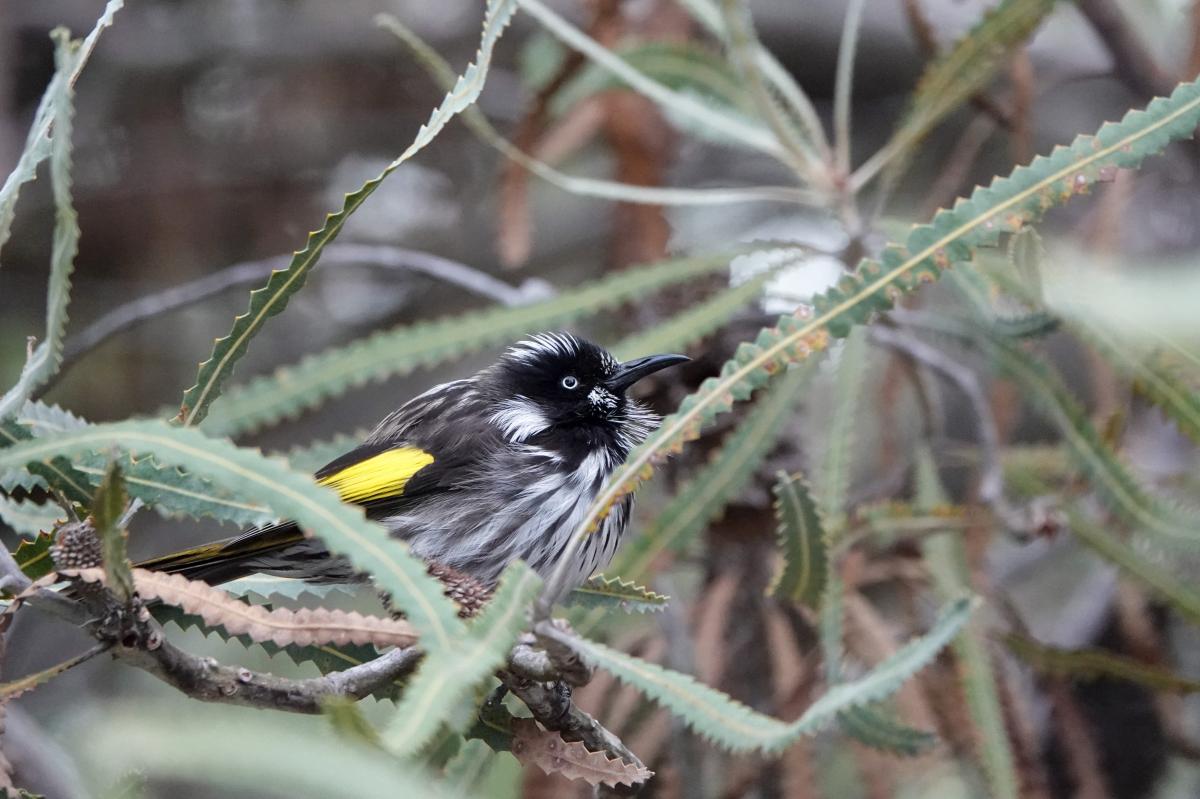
left=317, top=447, right=434, bottom=504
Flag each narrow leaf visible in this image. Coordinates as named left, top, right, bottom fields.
left=837, top=704, right=938, bottom=757
left=510, top=718, right=652, bottom=787
left=383, top=564, right=541, bottom=756
left=91, top=461, right=133, bottom=601
left=11, top=532, right=54, bottom=583
left=768, top=471, right=828, bottom=608
left=547, top=597, right=973, bottom=753
left=567, top=574, right=669, bottom=614
left=177, top=0, right=521, bottom=426
left=1005, top=632, right=1200, bottom=694
left=0, top=31, right=81, bottom=421
left=66, top=567, right=417, bottom=649
left=813, top=326, right=870, bottom=537
left=0, top=497, right=63, bottom=538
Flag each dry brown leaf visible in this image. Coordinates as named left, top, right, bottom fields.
left=62, top=568, right=417, bottom=649
left=510, top=718, right=652, bottom=788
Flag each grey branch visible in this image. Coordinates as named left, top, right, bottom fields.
left=58, top=244, right=553, bottom=375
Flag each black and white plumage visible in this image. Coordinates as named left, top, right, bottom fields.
left=140, top=333, right=687, bottom=599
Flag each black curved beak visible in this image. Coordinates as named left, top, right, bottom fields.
left=606, top=353, right=690, bottom=393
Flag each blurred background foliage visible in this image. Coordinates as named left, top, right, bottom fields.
left=4, top=0, right=1200, bottom=797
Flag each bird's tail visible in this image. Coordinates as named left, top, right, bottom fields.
left=134, top=522, right=309, bottom=585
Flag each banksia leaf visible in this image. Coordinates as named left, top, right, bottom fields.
left=1007, top=226, right=1045, bottom=301
left=383, top=563, right=542, bottom=756
left=546, top=597, right=973, bottom=753
left=65, top=568, right=417, bottom=648
left=768, top=471, right=827, bottom=608
left=10, top=532, right=54, bottom=582
left=442, top=739, right=501, bottom=797
left=509, top=718, right=653, bottom=788
left=813, top=327, right=870, bottom=537
left=0, top=30, right=82, bottom=422
left=176, top=0, right=521, bottom=427
left=837, top=704, right=938, bottom=757
left=575, top=77, right=1200, bottom=551
left=569, top=574, right=669, bottom=613
left=0, top=497, right=63, bottom=538
left=0, top=645, right=105, bottom=701
left=91, top=462, right=133, bottom=601
left=203, top=250, right=758, bottom=437
left=1004, top=633, right=1200, bottom=693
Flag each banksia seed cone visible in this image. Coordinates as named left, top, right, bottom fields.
left=50, top=520, right=102, bottom=571
left=427, top=562, right=493, bottom=618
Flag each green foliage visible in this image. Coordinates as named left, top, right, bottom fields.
left=176, top=0, right=521, bottom=427
left=203, top=251, right=757, bottom=437
left=0, top=497, right=63, bottom=537
left=550, top=596, right=972, bottom=753
left=858, top=0, right=1056, bottom=187
left=567, top=574, right=669, bottom=614
left=1004, top=633, right=1200, bottom=693
left=0, top=421, right=468, bottom=649
left=609, top=361, right=814, bottom=579
left=768, top=470, right=827, bottom=608
left=0, top=32, right=80, bottom=422
left=813, top=326, right=869, bottom=536
left=837, top=704, right=937, bottom=757
left=91, top=461, right=134, bottom=601
left=383, top=564, right=542, bottom=755
left=570, top=74, right=1200, bottom=549
left=80, top=704, right=456, bottom=799
left=11, top=532, right=54, bottom=582
left=917, top=450, right=1018, bottom=799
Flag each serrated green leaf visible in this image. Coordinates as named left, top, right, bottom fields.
left=322, top=697, right=383, bottom=747
left=0, top=31, right=81, bottom=422
left=176, top=0, right=520, bottom=427
left=0, top=0, right=122, bottom=266
left=204, top=250, right=755, bottom=437
left=836, top=704, right=938, bottom=757
left=610, top=360, right=813, bottom=580
left=91, top=460, right=133, bottom=601
left=0, top=420, right=468, bottom=651
left=768, top=471, right=827, bottom=608
left=917, top=448, right=1017, bottom=799
left=813, top=326, right=869, bottom=537
left=610, top=274, right=771, bottom=362
left=384, top=564, right=541, bottom=756
left=443, top=738, right=499, bottom=797
left=1064, top=505, right=1200, bottom=625
left=79, top=704, right=455, bottom=799
left=284, top=432, right=368, bottom=474
left=1007, top=226, right=1045, bottom=301
left=567, top=574, right=669, bottom=614
left=0, top=497, right=63, bottom=537
left=0, top=645, right=105, bottom=700
left=549, top=596, right=972, bottom=753
left=11, top=402, right=273, bottom=526
left=562, top=77, right=1200, bottom=587
left=1004, top=632, right=1200, bottom=693
left=11, top=531, right=54, bottom=582
left=857, top=0, right=1056, bottom=188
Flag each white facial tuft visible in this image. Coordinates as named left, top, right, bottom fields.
left=587, top=385, right=618, bottom=412
left=490, top=397, right=551, bottom=442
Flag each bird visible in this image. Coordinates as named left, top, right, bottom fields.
left=138, top=332, right=688, bottom=600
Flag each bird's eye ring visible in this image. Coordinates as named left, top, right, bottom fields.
left=561, top=375, right=579, bottom=390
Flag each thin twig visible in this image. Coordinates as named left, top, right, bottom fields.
left=55, top=244, right=551, bottom=379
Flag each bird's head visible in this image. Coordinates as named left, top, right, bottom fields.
left=485, top=332, right=688, bottom=446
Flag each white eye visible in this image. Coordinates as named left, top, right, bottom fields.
left=561, top=375, right=579, bottom=390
